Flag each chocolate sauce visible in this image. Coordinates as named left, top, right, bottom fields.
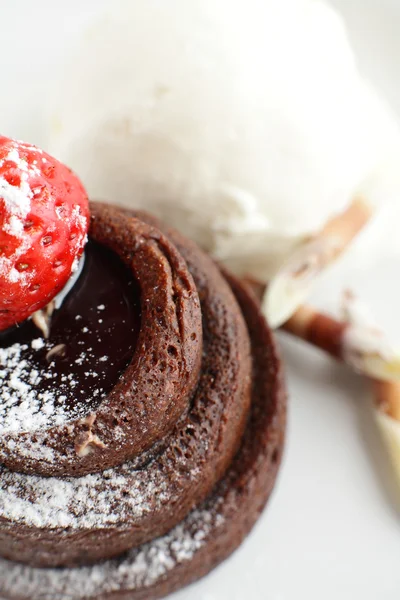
left=0, top=240, right=141, bottom=421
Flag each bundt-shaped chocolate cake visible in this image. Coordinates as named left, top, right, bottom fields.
left=0, top=203, right=286, bottom=599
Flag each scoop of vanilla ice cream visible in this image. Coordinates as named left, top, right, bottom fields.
left=48, top=0, right=400, bottom=280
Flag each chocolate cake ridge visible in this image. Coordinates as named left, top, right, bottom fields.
left=0, top=204, right=203, bottom=477
left=0, top=206, right=252, bottom=567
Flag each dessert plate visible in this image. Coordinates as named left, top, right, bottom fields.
left=0, top=1, right=400, bottom=599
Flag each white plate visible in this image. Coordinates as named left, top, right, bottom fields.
left=0, top=2, right=400, bottom=599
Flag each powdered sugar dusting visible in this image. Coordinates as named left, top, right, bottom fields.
left=31, top=338, right=45, bottom=350
left=71, top=207, right=88, bottom=258
left=0, top=144, right=41, bottom=285
left=0, top=503, right=224, bottom=599
left=17, top=141, right=43, bottom=153
left=0, top=457, right=185, bottom=529
left=0, top=147, right=38, bottom=230
left=0, top=341, right=94, bottom=435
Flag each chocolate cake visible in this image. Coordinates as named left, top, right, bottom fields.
left=0, top=203, right=286, bottom=599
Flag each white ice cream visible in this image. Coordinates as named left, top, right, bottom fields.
left=48, top=0, right=400, bottom=280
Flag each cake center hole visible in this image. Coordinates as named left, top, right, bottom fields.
left=0, top=240, right=141, bottom=434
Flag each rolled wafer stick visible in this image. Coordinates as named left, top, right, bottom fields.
left=263, top=197, right=374, bottom=328
left=246, top=278, right=400, bottom=382
left=372, top=381, right=400, bottom=484
left=284, top=302, right=400, bottom=485
left=283, top=299, right=400, bottom=382
left=245, top=277, right=400, bottom=484
left=340, top=290, right=400, bottom=382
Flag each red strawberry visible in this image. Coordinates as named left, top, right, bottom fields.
left=0, top=135, right=89, bottom=331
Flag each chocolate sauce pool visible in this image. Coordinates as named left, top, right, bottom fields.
left=0, top=240, right=141, bottom=422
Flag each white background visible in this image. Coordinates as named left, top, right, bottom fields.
left=0, top=1, right=400, bottom=599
